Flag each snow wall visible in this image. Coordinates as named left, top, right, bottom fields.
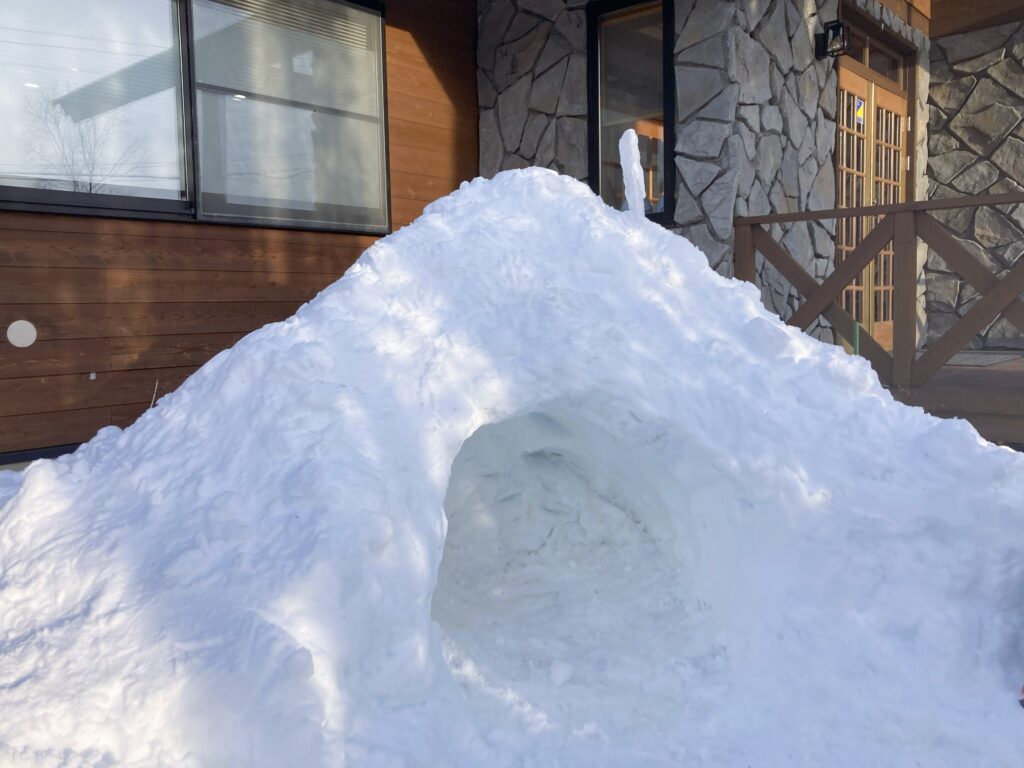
left=1, top=169, right=1023, bottom=767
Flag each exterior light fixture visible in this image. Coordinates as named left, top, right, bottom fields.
left=232, top=93, right=247, bottom=100
left=23, top=82, right=40, bottom=89
left=815, top=20, right=848, bottom=59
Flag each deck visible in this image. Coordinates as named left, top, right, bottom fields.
left=900, top=351, right=1024, bottom=444
left=732, top=192, right=1024, bottom=445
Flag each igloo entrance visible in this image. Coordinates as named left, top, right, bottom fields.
left=431, top=407, right=704, bottom=750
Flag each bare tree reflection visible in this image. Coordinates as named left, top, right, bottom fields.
left=24, top=85, right=146, bottom=194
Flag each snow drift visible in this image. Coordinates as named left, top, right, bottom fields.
left=1, top=167, right=1023, bottom=767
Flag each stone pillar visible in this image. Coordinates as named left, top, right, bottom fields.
left=672, top=0, right=838, bottom=334
left=477, top=0, right=588, bottom=181
left=671, top=0, right=741, bottom=275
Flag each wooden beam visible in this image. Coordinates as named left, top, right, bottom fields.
left=892, top=212, right=918, bottom=390
left=734, top=224, right=756, bottom=283
left=734, top=191, right=1024, bottom=226
left=917, top=212, right=1024, bottom=334
left=788, top=216, right=894, bottom=331
left=899, top=384, right=1024, bottom=415
left=913, top=256, right=1024, bottom=386
left=932, top=0, right=1024, bottom=37
left=752, top=227, right=894, bottom=384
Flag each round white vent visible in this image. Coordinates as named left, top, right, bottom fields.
left=7, top=320, right=38, bottom=348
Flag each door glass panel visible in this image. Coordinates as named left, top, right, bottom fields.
left=869, top=48, right=900, bottom=84
left=872, top=104, right=902, bottom=332
left=598, top=2, right=664, bottom=214
left=848, top=30, right=868, bottom=64
left=0, top=0, right=187, bottom=199
left=837, top=66, right=906, bottom=352
left=837, top=86, right=868, bottom=325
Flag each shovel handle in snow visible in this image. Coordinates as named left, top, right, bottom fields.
left=853, top=319, right=860, bottom=357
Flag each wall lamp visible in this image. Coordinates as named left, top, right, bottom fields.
left=815, top=20, right=849, bottom=59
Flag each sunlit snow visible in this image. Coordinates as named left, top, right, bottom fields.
left=1, top=155, right=1023, bottom=767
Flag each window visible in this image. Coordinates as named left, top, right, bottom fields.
left=587, top=1, right=674, bottom=223
left=841, top=15, right=907, bottom=90
left=866, top=42, right=901, bottom=85
left=192, top=0, right=387, bottom=229
left=0, top=0, right=388, bottom=233
left=0, top=0, right=188, bottom=206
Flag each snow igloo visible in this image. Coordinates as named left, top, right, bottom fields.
left=1, top=167, right=1023, bottom=768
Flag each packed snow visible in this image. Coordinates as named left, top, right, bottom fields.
left=1, top=161, right=1024, bottom=767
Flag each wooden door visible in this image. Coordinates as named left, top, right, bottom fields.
left=836, top=62, right=908, bottom=351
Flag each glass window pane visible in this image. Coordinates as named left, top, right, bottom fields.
left=192, top=0, right=388, bottom=231
left=598, top=3, right=664, bottom=215
left=0, top=0, right=187, bottom=199
left=847, top=30, right=868, bottom=64
left=868, top=47, right=900, bottom=84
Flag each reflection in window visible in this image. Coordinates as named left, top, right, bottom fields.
left=598, top=2, right=664, bottom=214
left=0, top=0, right=187, bottom=199
left=868, top=46, right=900, bottom=84
left=192, top=0, right=388, bottom=231
left=847, top=29, right=868, bottom=64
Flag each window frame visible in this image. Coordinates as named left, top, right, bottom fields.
left=0, top=0, right=391, bottom=235
left=839, top=6, right=912, bottom=93
left=586, top=0, right=676, bottom=227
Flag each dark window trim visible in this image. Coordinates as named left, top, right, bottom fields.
left=0, top=443, right=79, bottom=468
left=198, top=194, right=388, bottom=231
left=182, top=0, right=202, bottom=215
left=377, top=2, right=394, bottom=234
left=0, top=0, right=391, bottom=237
left=346, top=0, right=383, bottom=12
left=0, top=186, right=192, bottom=215
left=586, top=0, right=676, bottom=228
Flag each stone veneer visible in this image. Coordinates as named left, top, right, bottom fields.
left=477, top=0, right=588, bottom=180
left=717, top=0, right=927, bottom=338
left=676, top=0, right=839, bottom=336
left=478, top=0, right=929, bottom=339
left=926, top=22, right=1024, bottom=349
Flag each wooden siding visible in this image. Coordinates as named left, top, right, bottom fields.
left=859, top=0, right=931, bottom=35
left=0, top=0, right=478, bottom=456
left=387, top=0, right=479, bottom=226
left=931, top=0, right=1024, bottom=37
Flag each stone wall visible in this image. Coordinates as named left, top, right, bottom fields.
left=926, top=22, right=1024, bottom=349
left=476, top=0, right=929, bottom=341
left=675, top=0, right=927, bottom=336
left=477, top=0, right=588, bottom=181
left=676, top=0, right=838, bottom=334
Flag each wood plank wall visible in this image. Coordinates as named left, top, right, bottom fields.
left=931, top=0, right=1024, bottom=37
left=0, top=0, right=479, bottom=456
left=873, top=0, right=932, bottom=34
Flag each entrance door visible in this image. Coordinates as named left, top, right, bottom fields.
left=836, top=57, right=908, bottom=351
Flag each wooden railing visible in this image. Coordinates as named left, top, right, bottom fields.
left=733, top=192, right=1024, bottom=392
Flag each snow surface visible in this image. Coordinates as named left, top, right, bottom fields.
left=1, top=167, right=1024, bottom=767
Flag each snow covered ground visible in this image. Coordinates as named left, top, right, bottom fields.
left=1, top=161, right=1023, bottom=767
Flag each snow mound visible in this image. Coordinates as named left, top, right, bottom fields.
left=1, top=168, right=1023, bottom=767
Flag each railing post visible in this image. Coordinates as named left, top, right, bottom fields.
left=892, top=211, right=918, bottom=390
left=734, top=224, right=756, bottom=283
